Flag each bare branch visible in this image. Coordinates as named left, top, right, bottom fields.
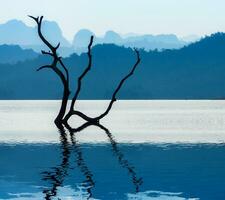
left=64, top=121, right=93, bottom=134
left=62, top=48, right=141, bottom=126
left=51, top=63, right=71, bottom=125
left=30, top=15, right=70, bottom=125
left=58, top=58, right=69, bottom=83
left=31, top=15, right=141, bottom=128
left=29, top=15, right=56, bottom=53
left=55, top=42, right=60, bottom=50
left=63, top=110, right=95, bottom=126
left=70, top=36, right=94, bottom=111
left=41, top=50, right=54, bottom=56
left=28, top=15, right=39, bottom=23
left=30, top=16, right=69, bottom=82
left=95, top=49, right=141, bottom=121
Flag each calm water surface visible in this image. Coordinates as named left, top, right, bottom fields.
left=0, top=100, right=225, bottom=199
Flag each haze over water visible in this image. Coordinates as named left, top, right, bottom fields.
left=0, top=100, right=225, bottom=144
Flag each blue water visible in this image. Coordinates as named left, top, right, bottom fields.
left=0, top=132, right=225, bottom=199
left=1, top=100, right=225, bottom=199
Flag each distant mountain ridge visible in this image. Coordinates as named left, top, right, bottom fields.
left=72, top=29, right=190, bottom=53
left=0, top=19, right=71, bottom=57
left=0, top=19, right=70, bottom=46
left=0, top=19, right=198, bottom=56
left=0, top=32, right=224, bottom=99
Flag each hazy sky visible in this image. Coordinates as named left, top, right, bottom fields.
left=0, top=0, right=224, bottom=41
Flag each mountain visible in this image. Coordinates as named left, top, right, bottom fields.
left=0, top=20, right=35, bottom=45
left=0, top=44, right=38, bottom=64
left=103, top=31, right=122, bottom=43
left=0, top=19, right=71, bottom=56
left=0, top=32, right=224, bottom=99
left=121, top=34, right=186, bottom=50
left=0, top=19, right=192, bottom=56
left=0, top=19, right=70, bottom=46
left=73, top=29, right=95, bottom=53
left=40, top=20, right=70, bottom=47
left=72, top=30, right=188, bottom=53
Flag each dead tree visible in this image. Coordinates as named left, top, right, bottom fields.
left=29, top=16, right=141, bottom=128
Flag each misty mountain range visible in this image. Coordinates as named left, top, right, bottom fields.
left=0, top=19, right=199, bottom=56
left=72, top=29, right=194, bottom=53
left=0, top=32, right=224, bottom=99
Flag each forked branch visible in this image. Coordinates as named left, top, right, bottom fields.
left=30, top=15, right=70, bottom=125
left=63, top=49, right=141, bottom=124
left=70, top=36, right=94, bottom=110
left=95, top=49, right=140, bottom=121
left=31, top=15, right=141, bottom=127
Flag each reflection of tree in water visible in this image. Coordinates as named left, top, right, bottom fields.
left=69, top=131, right=95, bottom=199
left=41, top=123, right=143, bottom=199
left=42, top=127, right=71, bottom=199
left=97, top=123, right=143, bottom=193
left=41, top=126, right=95, bottom=199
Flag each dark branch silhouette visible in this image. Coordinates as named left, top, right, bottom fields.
left=95, top=49, right=140, bottom=121
left=63, top=50, right=141, bottom=125
left=70, top=36, right=94, bottom=110
left=63, top=36, right=95, bottom=124
left=29, top=16, right=70, bottom=126
left=30, top=14, right=143, bottom=199
left=30, top=15, right=141, bottom=128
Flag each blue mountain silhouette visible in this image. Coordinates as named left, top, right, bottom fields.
left=73, top=29, right=188, bottom=53
left=0, top=19, right=72, bottom=57
left=0, top=32, right=224, bottom=99
left=0, top=19, right=193, bottom=56
left=0, top=44, right=38, bottom=64
left=73, top=29, right=95, bottom=53
left=0, top=19, right=69, bottom=46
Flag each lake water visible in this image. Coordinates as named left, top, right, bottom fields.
left=0, top=100, right=225, bottom=199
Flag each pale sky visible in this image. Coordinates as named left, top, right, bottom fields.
left=0, top=0, right=224, bottom=41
